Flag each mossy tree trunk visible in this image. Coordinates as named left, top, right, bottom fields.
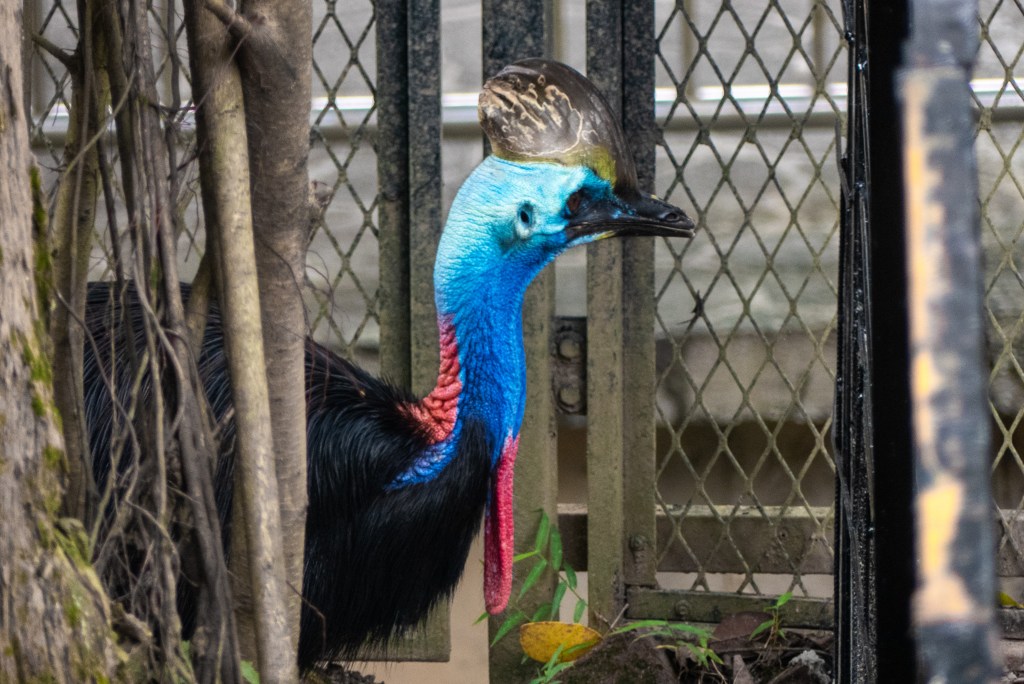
left=0, top=1, right=120, bottom=679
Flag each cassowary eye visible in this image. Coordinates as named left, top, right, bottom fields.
left=518, top=204, right=533, bottom=227
left=566, top=190, right=584, bottom=215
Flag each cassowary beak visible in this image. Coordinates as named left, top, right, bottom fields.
left=566, top=190, right=696, bottom=242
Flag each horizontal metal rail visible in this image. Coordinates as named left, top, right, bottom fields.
left=559, top=503, right=1024, bottom=577
left=626, top=587, right=834, bottom=628
left=31, top=78, right=1023, bottom=146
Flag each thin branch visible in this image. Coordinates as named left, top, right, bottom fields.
left=61, top=71, right=136, bottom=180
left=30, top=32, right=75, bottom=70
left=203, top=0, right=255, bottom=41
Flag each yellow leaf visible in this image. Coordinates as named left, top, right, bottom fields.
left=999, top=591, right=1023, bottom=608
left=519, top=621, right=601, bottom=663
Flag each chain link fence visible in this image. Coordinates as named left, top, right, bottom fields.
left=638, top=0, right=1024, bottom=621
left=644, top=0, right=845, bottom=612
left=976, top=0, right=1024, bottom=600
left=23, top=0, right=1024, bottom=655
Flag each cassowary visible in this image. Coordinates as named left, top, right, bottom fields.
left=82, top=59, right=695, bottom=670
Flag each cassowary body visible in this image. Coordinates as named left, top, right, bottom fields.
left=82, top=59, right=694, bottom=671
left=84, top=281, right=492, bottom=667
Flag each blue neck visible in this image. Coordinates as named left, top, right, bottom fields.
left=443, top=284, right=528, bottom=456
left=392, top=156, right=581, bottom=487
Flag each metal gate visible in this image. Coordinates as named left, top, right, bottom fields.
left=25, top=0, right=1024, bottom=680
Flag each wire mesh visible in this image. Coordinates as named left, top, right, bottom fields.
left=976, top=0, right=1024, bottom=594
left=648, top=0, right=1024, bottom=611
left=651, top=0, right=845, bottom=602
left=308, top=0, right=380, bottom=363
left=28, top=0, right=382, bottom=365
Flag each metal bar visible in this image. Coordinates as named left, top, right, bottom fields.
left=31, top=83, right=1024, bottom=146
left=407, top=0, right=443, bottom=399
left=620, top=0, right=658, bottom=591
left=900, top=1, right=1000, bottom=679
left=627, top=588, right=834, bottom=628
left=376, top=0, right=411, bottom=387
left=364, top=0, right=449, bottom=661
left=403, top=0, right=447, bottom=659
left=585, top=0, right=626, bottom=632
left=481, top=4, right=556, bottom=682
left=481, top=0, right=546, bottom=78
left=861, top=0, right=916, bottom=679
left=559, top=504, right=835, bottom=574
left=833, top=1, right=876, bottom=681
left=561, top=504, right=1024, bottom=577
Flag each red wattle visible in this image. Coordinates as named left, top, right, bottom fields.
left=408, top=316, right=461, bottom=443
left=485, top=434, right=518, bottom=614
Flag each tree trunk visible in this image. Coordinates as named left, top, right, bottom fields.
left=198, top=0, right=311, bottom=671
left=239, top=3, right=312, bottom=662
left=204, top=0, right=312, bottom=666
left=0, top=1, right=119, bottom=678
left=50, top=0, right=105, bottom=524
left=185, top=0, right=298, bottom=679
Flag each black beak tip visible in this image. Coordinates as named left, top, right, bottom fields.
left=660, top=210, right=696, bottom=234
left=629, top=193, right=697, bottom=237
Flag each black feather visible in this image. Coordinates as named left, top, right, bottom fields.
left=83, top=282, right=491, bottom=671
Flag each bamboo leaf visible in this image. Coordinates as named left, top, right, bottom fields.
left=563, top=564, right=577, bottom=591
left=550, top=582, right=567, bottom=621
left=549, top=525, right=563, bottom=570
left=750, top=620, right=773, bottom=640
left=572, top=598, right=587, bottom=624
left=491, top=610, right=527, bottom=647
left=518, top=558, right=548, bottom=601
left=535, top=511, right=551, bottom=554
left=241, top=660, right=260, bottom=684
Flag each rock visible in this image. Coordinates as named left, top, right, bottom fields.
left=766, top=649, right=830, bottom=684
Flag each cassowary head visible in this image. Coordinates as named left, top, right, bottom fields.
left=435, top=59, right=695, bottom=313
left=423, top=59, right=694, bottom=616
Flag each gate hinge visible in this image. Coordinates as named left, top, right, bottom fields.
left=552, top=316, right=586, bottom=415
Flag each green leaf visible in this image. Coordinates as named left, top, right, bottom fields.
left=535, top=512, right=551, bottom=555
left=474, top=611, right=490, bottom=625
left=750, top=619, right=774, bottom=640
left=550, top=582, right=567, bottom=621
left=609, top=619, right=670, bottom=635
left=518, top=558, right=549, bottom=601
left=490, top=610, right=527, bottom=647
left=563, top=564, right=577, bottom=591
left=774, top=591, right=793, bottom=609
left=549, top=526, right=563, bottom=571
left=572, top=598, right=587, bottom=624
left=514, top=549, right=540, bottom=563
left=531, top=602, right=554, bottom=623
left=241, top=660, right=260, bottom=684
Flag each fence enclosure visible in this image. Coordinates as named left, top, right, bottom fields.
left=26, top=0, right=1024, bottom=680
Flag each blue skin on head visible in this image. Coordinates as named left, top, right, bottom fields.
left=392, top=157, right=617, bottom=485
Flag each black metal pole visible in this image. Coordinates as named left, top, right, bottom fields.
left=836, top=0, right=916, bottom=680
left=900, top=0, right=1001, bottom=680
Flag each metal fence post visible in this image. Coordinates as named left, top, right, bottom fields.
left=374, top=0, right=450, bottom=660
left=585, top=0, right=627, bottom=632
left=900, top=0, right=1000, bottom=680
left=585, top=0, right=660, bottom=629
left=619, top=0, right=659, bottom=594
